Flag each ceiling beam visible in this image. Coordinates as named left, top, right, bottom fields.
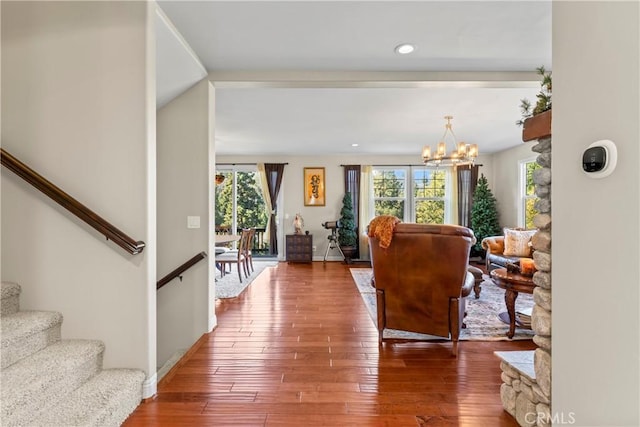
left=208, top=70, right=540, bottom=89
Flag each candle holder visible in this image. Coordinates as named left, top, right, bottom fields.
left=519, top=258, right=536, bottom=276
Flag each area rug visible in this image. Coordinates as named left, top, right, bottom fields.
left=216, top=260, right=278, bottom=299
left=350, top=268, right=534, bottom=341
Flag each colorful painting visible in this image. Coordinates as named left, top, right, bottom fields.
left=303, top=167, right=325, bottom=206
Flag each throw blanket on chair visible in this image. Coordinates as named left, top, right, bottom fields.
left=368, top=215, right=401, bottom=249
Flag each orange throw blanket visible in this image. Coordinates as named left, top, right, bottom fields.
left=368, top=215, right=401, bottom=249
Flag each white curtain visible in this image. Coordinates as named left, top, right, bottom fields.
left=256, top=163, right=272, bottom=240
left=444, top=167, right=458, bottom=225
left=359, top=165, right=374, bottom=260
left=445, top=167, right=459, bottom=225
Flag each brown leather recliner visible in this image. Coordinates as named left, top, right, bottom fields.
left=369, top=222, right=476, bottom=356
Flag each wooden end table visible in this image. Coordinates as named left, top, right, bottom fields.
left=489, top=268, right=535, bottom=339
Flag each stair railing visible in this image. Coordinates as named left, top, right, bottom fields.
left=157, top=252, right=208, bottom=290
left=1, top=148, right=145, bottom=255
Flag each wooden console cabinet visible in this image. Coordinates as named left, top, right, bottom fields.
left=286, top=234, right=313, bottom=263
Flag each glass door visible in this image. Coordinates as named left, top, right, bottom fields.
left=215, top=166, right=271, bottom=256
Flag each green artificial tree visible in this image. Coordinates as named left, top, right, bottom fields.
left=516, top=66, right=552, bottom=126
left=470, top=174, right=501, bottom=257
left=338, top=192, right=358, bottom=263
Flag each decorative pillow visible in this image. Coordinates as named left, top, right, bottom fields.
left=503, top=228, right=536, bottom=257
left=485, top=237, right=504, bottom=254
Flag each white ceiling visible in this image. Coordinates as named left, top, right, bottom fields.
left=156, top=1, right=552, bottom=156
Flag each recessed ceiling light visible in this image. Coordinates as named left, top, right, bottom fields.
left=394, top=43, right=415, bottom=55
left=352, top=143, right=359, bottom=147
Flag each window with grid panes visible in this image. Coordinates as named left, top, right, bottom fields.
left=372, top=166, right=448, bottom=224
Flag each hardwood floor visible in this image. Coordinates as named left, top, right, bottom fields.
left=124, top=262, right=535, bottom=426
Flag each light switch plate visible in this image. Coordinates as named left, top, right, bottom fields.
left=187, top=216, right=200, bottom=229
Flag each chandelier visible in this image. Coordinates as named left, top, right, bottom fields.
left=422, top=115, right=478, bottom=167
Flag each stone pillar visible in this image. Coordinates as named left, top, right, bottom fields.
left=497, top=114, right=552, bottom=426
left=531, top=136, right=552, bottom=417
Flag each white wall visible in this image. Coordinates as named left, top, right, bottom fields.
left=1, top=1, right=157, bottom=395
left=490, top=141, right=538, bottom=228
left=217, top=153, right=493, bottom=260
left=156, top=79, right=213, bottom=367
left=553, top=2, right=639, bottom=425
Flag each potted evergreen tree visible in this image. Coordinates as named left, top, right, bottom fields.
left=338, top=192, right=358, bottom=264
left=470, top=174, right=501, bottom=257
left=517, top=66, right=552, bottom=142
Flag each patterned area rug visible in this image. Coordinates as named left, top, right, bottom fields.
left=216, top=260, right=278, bottom=299
left=350, top=268, right=534, bottom=341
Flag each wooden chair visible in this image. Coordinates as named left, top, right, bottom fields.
left=245, top=228, right=256, bottom=273
left=217, top=229, right=250, bottom=282
left=223, top=227, right=256, bottom=276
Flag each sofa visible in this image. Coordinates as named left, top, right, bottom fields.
left=368, top=219, right=476, bottom=356
left=481, top=228, right=537, bottom=272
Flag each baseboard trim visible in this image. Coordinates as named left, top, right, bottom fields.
left=208, top=314, right=217, bottom=332
left=312, top=255, right=343, bottom=262
left=142, top=372, right=157, bottom=399
left=157, top=332, right=209, bottom=389
left=157, top=349, right=187, bottom=383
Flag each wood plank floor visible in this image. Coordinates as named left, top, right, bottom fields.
left=124, top=262, right=535, bottom=426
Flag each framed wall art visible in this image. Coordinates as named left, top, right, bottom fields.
left=303, top=167, right=325, bottom=206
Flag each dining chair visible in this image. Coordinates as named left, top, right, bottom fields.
left=217, top=228, right=250, bottom=282
left=220, top=228, right=252, bottom=277
left=245, top=228, right=256, bottom=273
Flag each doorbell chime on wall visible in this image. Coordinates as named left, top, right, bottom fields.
left=582, top=139, right=617, bottom=178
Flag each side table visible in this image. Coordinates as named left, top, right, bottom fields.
left=489, top=268, right=535, bottom=339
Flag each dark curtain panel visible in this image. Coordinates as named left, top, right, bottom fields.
left=343, top=165, right=361, bottom=253
left=457, top=165, right=480, bottom=228
left=264, top=163, right=286, bottom=255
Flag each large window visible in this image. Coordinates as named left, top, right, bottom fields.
left=372, top=166, right=448, bottom=224
left=520, top=159, right=542, bottom=229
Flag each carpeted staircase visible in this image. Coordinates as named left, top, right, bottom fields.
left=1, top=281, right=145, bottom=426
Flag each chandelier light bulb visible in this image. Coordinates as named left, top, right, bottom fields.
left=422, top=116, right=479, bottom=168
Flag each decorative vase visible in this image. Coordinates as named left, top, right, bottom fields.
left=340, top=246, right=357, bottom=265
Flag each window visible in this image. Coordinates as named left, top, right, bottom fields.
left=413, top=168, right=446, bottom=224
left=520, top=159, right=542, bottom=229
left=372, top=168, right=406, bottom=220
left=215, top=167, right=270, bottom=255
left=372, top=166, right=449, bottom=224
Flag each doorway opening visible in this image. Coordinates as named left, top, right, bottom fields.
left=215, top=166, right=271, bottom=257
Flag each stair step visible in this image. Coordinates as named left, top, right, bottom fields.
left=1, top=339, right=105, bottom=426
left=29, top=368, right=146, bottom=427
left=1, top=310, right=63, bottom=369
left=1, top=282, right=21, bottom=315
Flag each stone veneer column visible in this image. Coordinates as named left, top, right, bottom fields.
left=497, top=134, right=552, bottom=427
left=531, top=136, right=552, bottom=423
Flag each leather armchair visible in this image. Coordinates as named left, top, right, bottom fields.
left=368, top=222, right=476, bottom=356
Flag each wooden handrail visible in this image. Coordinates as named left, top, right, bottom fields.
left=157, top=251, right=208, bottom=290
left=1, top=148, right=145, bottom=255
